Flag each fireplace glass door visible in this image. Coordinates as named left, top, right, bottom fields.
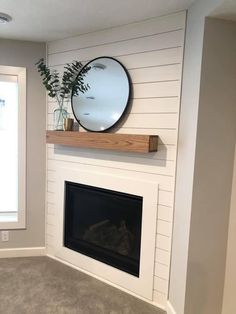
left=64, top=181, right=143, bottom=277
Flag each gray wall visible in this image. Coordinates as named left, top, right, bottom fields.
left=0, top=39, right=46, bottom=248
left=185, top=18, right=236, bottom=314
left=222, top=146, right=236, bottom=314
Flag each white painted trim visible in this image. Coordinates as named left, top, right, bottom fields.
left=0, top=65, right=27, bottom=230
left=166, top=300, right=177, bottom=314
left=152, top=301, right=166, bottom=312
left=47, top=254, right=165, bottom=310
left=17, top=67, right=27, bottom=229
left=0, top=247, right=46, bottom=258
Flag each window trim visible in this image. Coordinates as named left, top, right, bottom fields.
left=0, top=65, right=26, bottom=230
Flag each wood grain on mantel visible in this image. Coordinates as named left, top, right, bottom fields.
left=46, top=131, right=158, bottom=153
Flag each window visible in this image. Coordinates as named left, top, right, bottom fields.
left=0, top=66, right=26, bottom=229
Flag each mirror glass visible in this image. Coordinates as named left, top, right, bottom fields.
left=71, top=57, right=130, bottom=132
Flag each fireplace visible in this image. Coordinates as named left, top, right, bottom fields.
left=55, top=167, right=158, bottom=299
left=64, top=181, right=143, bottom=277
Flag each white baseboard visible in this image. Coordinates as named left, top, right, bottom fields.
left=166, top=301, right=177, bottom=314
left=0, top=247, right=46, bottom=258
left=47, top=254, right=166, bottom=311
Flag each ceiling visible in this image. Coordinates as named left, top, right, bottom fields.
left=211, top=0, right=236, bottom=21
left=0, top=0, right=196, bottom=42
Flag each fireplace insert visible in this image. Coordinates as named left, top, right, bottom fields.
left=64, top=181, right=143, bottom=277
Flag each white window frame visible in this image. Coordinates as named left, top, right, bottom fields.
left=0, top=65, right=26, bottom=230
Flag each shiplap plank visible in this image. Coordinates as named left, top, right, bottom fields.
left=47, top=203, right=55, bottom=215
left=155, top=248, right=170, bottom=266
left=46, top=237, right=54, bottom=247
left=154, top=276, right=168, bottom=294
left=47, top=214, right=55, bottom=226
left=47, top=181, right=55, bottom=193
left=49, top=47, right=183, bottom=74
left=47, top=111, right=178, bottom=129
left=46, top=233, right=53, bottom=243
left=129, top=64, right=182, bottom=83
left=156, top=234, right=171, bottom=251
left=118, top=48, right=183, bottom=69
left=47, top=147, right=175, bottom=176
left=153, top=290, right=167, bottom=307
left=47, top=192, right=55, bottom=204
left=116, top=128, right=178, bottom=145
left=133, top=81, right=181, bottom=98
left=157, top=220, right=172, bottom=237
left=48, top=144, right=176, bottom=162
left=48, top=30, right=185, bottom=66
left=47, top=160, right=55, bottom=171
left=46, top=224, right=54, bottom=237
left=49, top=63, right=182, bottom=84
left=47, top=169, right=56, bottom=182
left=48, top=97, right=179, bottom=115
left=48, top=12, right=186, bottom=54
left=159, top=191, right=174, bottom=207
left=155, top=262, right=169, bottom=280
left=46, top=160, right=175, bottom=191
left=122, top=112, right=178, bottom=129
left=157, top=205, right=173, bottom=221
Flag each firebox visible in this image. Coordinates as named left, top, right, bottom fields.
left=64, top=181, right=143, bottom=277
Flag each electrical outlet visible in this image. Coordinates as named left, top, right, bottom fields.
left=1, top=231, right=9, bottom=242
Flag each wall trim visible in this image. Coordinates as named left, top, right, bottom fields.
left=166, top=301, right=177, bottom=314
left=0, top=247, right=46, bottom=258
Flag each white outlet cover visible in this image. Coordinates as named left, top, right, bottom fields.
left=1, top=231, right=9, bottom=241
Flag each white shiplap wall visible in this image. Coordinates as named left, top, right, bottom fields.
left=46, top=11, right=186, bottom=309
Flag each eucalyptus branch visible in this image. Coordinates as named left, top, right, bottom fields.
left=35, top=58, right=90, bottom=101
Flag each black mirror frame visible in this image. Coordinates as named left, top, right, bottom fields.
left=71, top=56, right=131, bottom=132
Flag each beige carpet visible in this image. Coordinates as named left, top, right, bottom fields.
left=0, top=256, right=165, bottom=314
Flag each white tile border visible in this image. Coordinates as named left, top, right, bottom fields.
left=54, top=165, right=158, bottom=300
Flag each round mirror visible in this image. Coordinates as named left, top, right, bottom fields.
left=71, top=56, right=131, bottom=132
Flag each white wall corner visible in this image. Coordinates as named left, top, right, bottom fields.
left=166, top=301, right=177, bottom=314
left=0, top=247, right=46, bottom=258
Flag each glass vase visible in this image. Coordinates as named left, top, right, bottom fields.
left=53, top=107, right=68, bottom=130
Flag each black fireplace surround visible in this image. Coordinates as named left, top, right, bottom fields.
left=64, top=181, right=143, bottom=277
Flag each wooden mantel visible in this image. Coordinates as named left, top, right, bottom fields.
left=46, top=131, right=158, bottom=153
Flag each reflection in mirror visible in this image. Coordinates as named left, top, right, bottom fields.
left=71, top=57, right=131, bottom=132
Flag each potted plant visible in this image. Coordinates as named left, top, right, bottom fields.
left=35, top=58, right=89, bottom=130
